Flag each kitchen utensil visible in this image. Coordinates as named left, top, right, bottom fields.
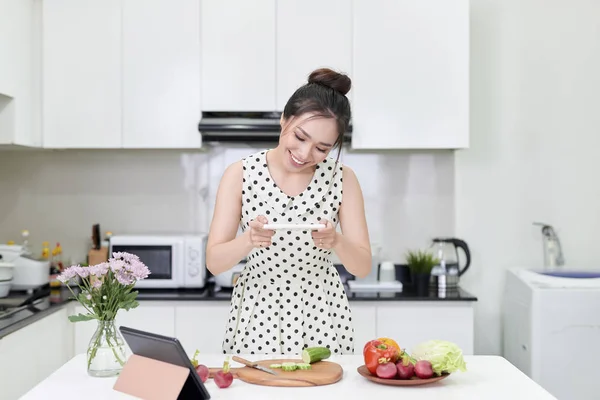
left=262, top=223, right=325, bottom=230
left=231, top=356, right=277, bottom=375
left=0, top=261, right=14, bottom=280
left=357, top=365, right=449, bottom=386
left=428, top=238, right=471, bottom=294
left=231, top=358, right=343, bottom=387
left=0, top=244, right=50, bottom=290
left=347, top=280, right=403, bottom=293
left=92, top=224, right=101, bottom=250
left=0, top=279, right=11, bottom=297
left=379, top=261, right=396, bottom=282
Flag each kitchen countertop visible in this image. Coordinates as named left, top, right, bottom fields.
left=133, top=281, right=478, bottom=302
left=21, top=353, right=556, bottom=400
left=0, top=282, right=477, bottom=339
left=0, top=285, right=72, bottom=339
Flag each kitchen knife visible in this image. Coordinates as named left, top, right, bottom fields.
left=92, top=224, right=101, bottom=250
left=232, top=356, right=277, bottom=375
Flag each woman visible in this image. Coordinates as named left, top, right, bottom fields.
left=206, top=68, right=372, bottom=356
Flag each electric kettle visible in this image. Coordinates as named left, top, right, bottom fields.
left=428, top=238, right=471, bottom=295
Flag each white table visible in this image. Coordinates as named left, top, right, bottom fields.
left=21, top=354, right=556, bottom=400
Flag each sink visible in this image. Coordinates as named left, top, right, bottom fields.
left=535, top=271, right=600, bottom=279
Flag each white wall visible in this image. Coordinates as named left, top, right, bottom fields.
left=0, top=147, right=455, bottom=268
left=457, top=0, right=600, bottom=355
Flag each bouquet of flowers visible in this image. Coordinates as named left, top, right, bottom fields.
left=58, top=252, right=151, bottom=377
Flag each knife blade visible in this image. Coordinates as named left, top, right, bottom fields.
left=232, top=356, right=277, bottom=375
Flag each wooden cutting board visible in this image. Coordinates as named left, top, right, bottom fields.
left=209, top=358, right=343, bottom=387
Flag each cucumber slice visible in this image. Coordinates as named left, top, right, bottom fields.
left=269, top=363, right=282, bottom=369
left=301, top=347, right=331, bottom=364
left=281, top=362, right=297, bottom=371
left=296, top=363, right=312, bottom=370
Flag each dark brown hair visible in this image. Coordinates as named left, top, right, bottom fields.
left=282, top=68, right=352, bottom=153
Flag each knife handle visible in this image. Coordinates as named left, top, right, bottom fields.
left=232, top=356, right=256, bottom=367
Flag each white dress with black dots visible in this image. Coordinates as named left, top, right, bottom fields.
left=221, top=150, right=355, bottom=356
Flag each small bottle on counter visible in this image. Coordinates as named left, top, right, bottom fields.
left=41, top=241, right=50, bottom=260
left=49, top=242, right=64, bottom=288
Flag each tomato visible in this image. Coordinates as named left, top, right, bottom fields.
left=363, top=338, right=401, bottom=356
left=363, top=338, right=401, bottom=375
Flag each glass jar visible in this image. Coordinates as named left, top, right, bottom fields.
left=87, top=320, right=127, bottom=377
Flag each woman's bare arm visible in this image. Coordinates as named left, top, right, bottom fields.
left=332, top=166, right=373, bottom=278
left=205, top=161, right=253, bottom=275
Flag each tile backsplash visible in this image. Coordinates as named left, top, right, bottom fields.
left=0, top=146, right=455, bottom=265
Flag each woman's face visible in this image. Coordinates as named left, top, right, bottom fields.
left=278, top=113, right=339, bottom=172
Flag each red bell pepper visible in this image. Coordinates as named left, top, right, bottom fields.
left=363, top=339, right=401, bottom=375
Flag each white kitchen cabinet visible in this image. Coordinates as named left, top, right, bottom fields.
left=0, top=0, right=39, bottom=147
left=174, top=302, right=230, bottom=356
left=65, top=299, right=472, bottom=363
left=350, top=303, right=377, bottom=354
left=201, top=0, right=276, bottom=111
left=351, top=0, right=469, bottom=149
left=42, top=0, right=122, bottom=148
left=275, top=0, right=353, bottom=110
left=70, top=302, right=176, bottom=356
left=374, top=302, right=474, bottom=355
left=0, top=307, right=72, bottom=400
left=122, top=0, right=201, bottom=149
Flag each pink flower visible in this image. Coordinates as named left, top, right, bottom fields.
left=90, top=262, right=109, bottom=276
left=57, top=266, right=78, bottom=283
left=74, top=266, right=90, bottom=278
left=108, top=252, right=151, bottom=285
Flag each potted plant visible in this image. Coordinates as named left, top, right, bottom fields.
left=58, top=252, right=151, bottom=377
left=405, top=249, right=439, bottom=296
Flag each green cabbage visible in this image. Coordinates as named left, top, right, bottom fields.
left=410, top=340, right=468, bottom=375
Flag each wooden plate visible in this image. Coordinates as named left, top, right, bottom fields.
left=357, top=365, right=450, bottom=386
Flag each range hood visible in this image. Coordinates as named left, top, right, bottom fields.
left=198, top=111, right=352, bottom=144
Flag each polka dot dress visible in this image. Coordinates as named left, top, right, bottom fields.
left=221, top=150, right=355, bottom=356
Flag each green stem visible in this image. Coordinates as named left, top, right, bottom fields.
left=105, top=321, right=125, bottom=366
left=87, top=320, right=125, bottom=370
left=87, top=322, right=103, bottom=370
left=65, top=284, right=97, bottom=318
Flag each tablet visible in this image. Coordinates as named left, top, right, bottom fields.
left=262, top=223, right=326, bottom=230
left=119, top=326, right=211, bottom=400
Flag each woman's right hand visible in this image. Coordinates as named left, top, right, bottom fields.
left=247, top=215, right=275, bottom=248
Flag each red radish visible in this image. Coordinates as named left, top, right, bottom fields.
left=375, top=362, right=398, bottom=379
left=214, top=358, right=234, bottom=388
left=414, top=360, right=434, bottom=379
left=396, top=359, right=415, bottom=379
left=190, top=350, right=209, bottom=382
left=195, top=364, right=209, bottom=383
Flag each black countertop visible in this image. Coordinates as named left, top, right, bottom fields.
left=0, top=282, right=477, bottom=339
left=0, top=285, right=74, bottom=339
left=133, top=283, right=478, bottom=302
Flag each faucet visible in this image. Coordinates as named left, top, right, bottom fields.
left=533, top=222, right=565, bottom=269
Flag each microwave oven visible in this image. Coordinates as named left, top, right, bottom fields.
left=109, top=234, right=207, bottom=289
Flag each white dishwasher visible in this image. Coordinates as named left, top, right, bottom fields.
left=503, top=268, right=600, bottom=400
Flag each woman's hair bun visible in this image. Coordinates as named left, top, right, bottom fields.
left=308, top=68, right=351, bottom=96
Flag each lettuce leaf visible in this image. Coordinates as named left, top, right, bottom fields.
left=410, top=340, right=467, bottom=375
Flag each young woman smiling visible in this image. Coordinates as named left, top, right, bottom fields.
left=206, top=68, right=372, bottom=356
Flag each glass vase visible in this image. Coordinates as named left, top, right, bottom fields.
left=87, top=320, right=127, bottom=377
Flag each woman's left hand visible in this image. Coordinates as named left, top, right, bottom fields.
left=311, top=219, right=338, bottom=250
